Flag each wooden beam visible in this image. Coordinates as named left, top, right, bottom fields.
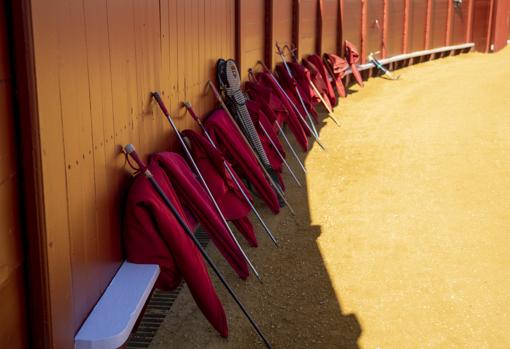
left=337, top=0, right=343, bottom=54
left=292, top=0, right=300, bottom=57
left=361, top=0, right=368, bottom=63
left=424, top=0, right=433, bottom=49
left=316, top=0, right=324, bottom=54
left=466, top=0, right=474, bottom=42
left=9, top=0, right=52, bottom=347
left=235, top=0, right=242, bottom=69
left=382, top=0, right=389, bottom=58
left=403, top=0, right=410, bottom=53
left=264, top=0, right=274, bottom=67
left=446, top=0, right=453, bottom=46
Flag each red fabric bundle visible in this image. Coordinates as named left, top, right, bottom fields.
left=180, top=129, right=258, bottom=247
left=204, top=108, right=281, bottom=214
left=245, top=80, right=286, bottom=127
left=247, top=75, right=309, bottom=152
left=305, top=54, right=337, bottom=107
left=152, top=152, right=249, bottom=279
left=323, top=53, right=348, bottom=98
left=246, top=100, right=285, bottom=190
left=123, top=162, right=228, bottom=337
left=345, top=40, right=364, bottom=87
left=275, top=63, right=319, bottom=124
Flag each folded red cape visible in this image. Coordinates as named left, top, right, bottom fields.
left=247, top=75, right=309, bottom=152
left=247, top=100, right=285, bottom=191
left=305, top=54, right=337, bottom=107
left=124, top=162, right=228, bottom=337
left=345, top=40, right=364, bottom=87
left=152, top=152, right=249, bottom=279
left=275, top=63, right=319, bottom=124
left=181, top=129, right=258, bottom=247
left=323, top=52, right=348, bottom=98
left=205, top=108, right=281, bottom=214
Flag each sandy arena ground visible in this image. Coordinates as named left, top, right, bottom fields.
left=149, top=47, right=510, bottom=348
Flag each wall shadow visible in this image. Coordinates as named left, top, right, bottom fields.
left=132, top=101, right=363, bottom=349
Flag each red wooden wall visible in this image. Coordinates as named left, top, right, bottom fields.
left=14, top=0, right=507, bottom=347
left=491, top=0, right=510, bottom=50
left=386, top=0, right=405, bottom=56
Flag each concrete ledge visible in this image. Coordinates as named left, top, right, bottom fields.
left=345, top=43, right=475, bottom=75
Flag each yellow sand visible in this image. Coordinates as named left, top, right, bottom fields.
left=150, top=47, right=510, bottom=348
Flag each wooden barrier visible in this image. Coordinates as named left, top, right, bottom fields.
left=5, top=0, right=507, bottom=347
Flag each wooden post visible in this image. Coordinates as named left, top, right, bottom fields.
left=316, top=0, right=324, bottom=54
left=235, top=0, right=243, bottom=70
left=292, top=0, right=301, bottom=58
left=361, top=0, right=367, bottom=63
left=403, top=0, right=410, bottom=53
left=424, top=0, right=433, bottom=49
left=264, top=0, right=274, bottom=67
left=446, top=0, right=454, bottom=46
left=337, top=0, right=344, bottom=55
left=466, top=0, right=475, bottom=42
left=382, top=0, right=389, bottom=58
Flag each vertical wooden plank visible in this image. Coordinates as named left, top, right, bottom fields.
left=386, top=0, right=405, bottom=57
left=316, top=0, right=324, bottom=54
left=338, top=0, right=344, bottom=54
left=450, top=0, right=471, bottom=45
left=82, top=0, right=121, bottom=299
left=235, top=0, right=243, bottom=71
left=467, top=0, right=475, bottom=41
left=265, top=0, right=274, bottom=67
left=31, top=0, right=74, bottom=345
left=293, top=0, right=300, bottom=56
left=319, top=0, right=340, bottom=54
left=272, top=0, right=293, bottom=67
left=446, top=0, right=454, bottom=45
left=403, top=0, right=410, bottom=53
left=425, top=0, right=433, bottom=49
left=57, top=0, right=101, bottom=332
left=361, top=0, right=367, bottom=62
left=366, top=0, right=384, bottom=59
left=430, top=0, right=449, bottom=48
left=491, top=0, right=510, bottom=51
left=382, top=0, right=389, bottom=57
left=342, top=0, right=362, bottom=58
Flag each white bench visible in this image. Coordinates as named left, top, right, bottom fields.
left=74, top=261, right=160, bottom=349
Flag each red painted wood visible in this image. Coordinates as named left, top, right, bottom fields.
left=386, top=0, right=406, bottom=56
left=342, top=0, right=362, bottom=56
left=472, top=0, right=494, bottom=51
left=402, top=0, right=410, bottom=52
left=450, top=0, right=472, bottom=45
left=366, top=0, right=384, bottom=58
left=425, top=0, right=433, bottom=48
left=430, top=0, right=449, bottom=48
left=491, top=0, right=510, bottom=51
left=408, top=0, right=428, bottom=51
left=446, top=0, right=453, bottom=45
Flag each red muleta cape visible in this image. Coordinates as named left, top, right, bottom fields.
left=323, top=52, right=348, bottom=98
left=151, top=152, right=249, bottom=279
left=123, top=162, right=228, bottom=337
left=180, top=129, right=258, bottom=247
left=246, top=100, right=285, bottom=191
left=248, top=74, right=309, bottom=152
left=275, top=63, right=319, bottom=124
left=345, top=40, right=364, bottom=87
left=305, top=54, right=337, bottom=107
left=204, top=108, right=281, bottom=214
